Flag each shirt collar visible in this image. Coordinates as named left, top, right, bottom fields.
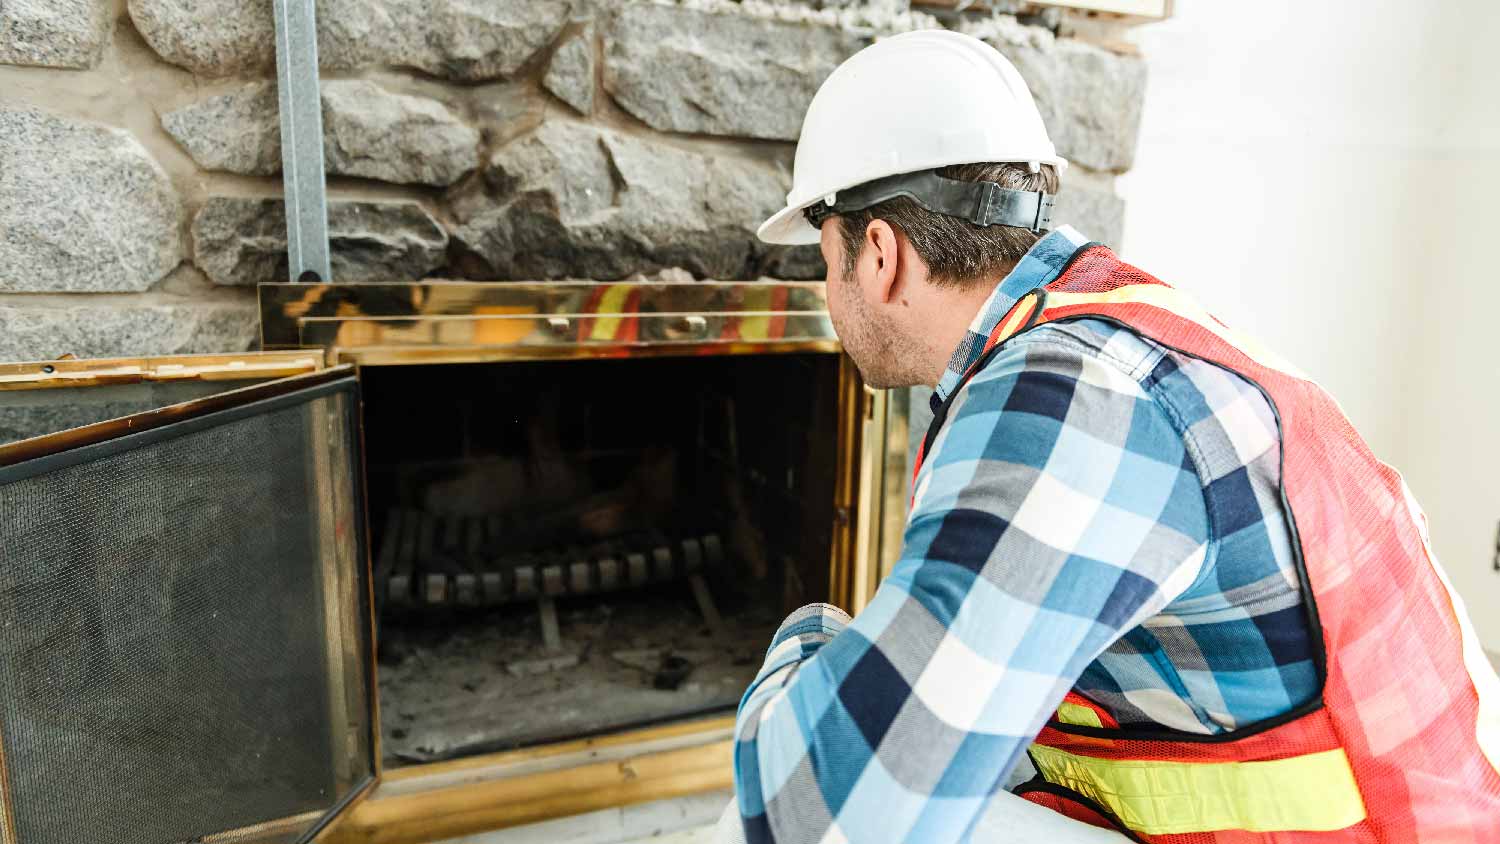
left=931, top=225, right=1091, bottom=410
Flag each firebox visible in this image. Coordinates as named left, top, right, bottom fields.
left=0, top=281, right=910, bottom=844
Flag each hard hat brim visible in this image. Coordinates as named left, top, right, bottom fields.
left=757, top=202, right=822, bottom=246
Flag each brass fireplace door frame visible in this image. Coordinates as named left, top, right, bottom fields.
left=257, top=280, right=843, bottom=365
left=258, top=279, right=912, bottom=841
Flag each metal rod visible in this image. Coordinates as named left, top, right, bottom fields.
left=273, top=0, right=333, bottom=283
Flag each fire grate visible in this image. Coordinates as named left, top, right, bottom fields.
left=375, top=510, right=727, bottom=648
left=377, top=510, right=724, bottom=606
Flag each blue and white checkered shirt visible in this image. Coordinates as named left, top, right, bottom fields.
left=733, top=228, right=1319, bottom=843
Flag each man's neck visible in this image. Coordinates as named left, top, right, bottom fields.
left=917, top=272, right=1013, bottom=387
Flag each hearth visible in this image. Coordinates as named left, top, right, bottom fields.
left=0, top=281, right=911, bottom=844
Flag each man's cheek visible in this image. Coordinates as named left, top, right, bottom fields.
left=825, top=282, right=844, bottom=330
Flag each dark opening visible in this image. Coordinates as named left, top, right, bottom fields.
left=359, top=353, right=841, bottom=767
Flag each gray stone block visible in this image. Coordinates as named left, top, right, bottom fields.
left=162, top=80, right=480, bottom=187
left=970, top=21, right=1145, bottom=172
left=0, top=105, right=182, bottom=293
left=1050, top=181, right=1125, bottom=247
left=0, top=0, right=111, bottom=69
left=192, top=197, right=449, bottom=286
left=543, top=26, right=596, bottom=116
left=759, top=0, right=910, bottom=8
left=0, top=298, right=258, bottom=362
left=128, top=0, right=569, bottom=80
left=451, top=119, right=804, bottom=280
left=602, top=3, right=867, bottom=141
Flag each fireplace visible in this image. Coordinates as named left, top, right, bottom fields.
left=0, top=281, right=910, bottom=844
left=361, top=352, right=842, bottom=766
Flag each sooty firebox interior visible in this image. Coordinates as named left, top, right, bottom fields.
left=360, top=353, right=841, bottom=768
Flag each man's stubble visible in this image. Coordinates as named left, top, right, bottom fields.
left=831, top=275, right=929, bottom=390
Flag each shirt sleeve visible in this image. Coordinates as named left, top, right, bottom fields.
left=732, top=334, right=1212, bottom=844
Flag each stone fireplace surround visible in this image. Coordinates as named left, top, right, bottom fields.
left=0, top=0, right=1145, bottom=364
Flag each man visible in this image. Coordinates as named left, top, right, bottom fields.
left=722, top=29, right=1500, bottom=844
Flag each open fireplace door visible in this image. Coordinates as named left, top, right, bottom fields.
left=0, top=358, right=379, bottom=844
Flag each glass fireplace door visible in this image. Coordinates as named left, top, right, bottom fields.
left=0, top=364, right=377, bottom=844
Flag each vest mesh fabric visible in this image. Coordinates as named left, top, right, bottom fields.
left=997, top=247, right=1500, bottom=842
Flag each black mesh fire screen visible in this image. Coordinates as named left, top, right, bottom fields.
left=0, top=375, right=375, bottom=844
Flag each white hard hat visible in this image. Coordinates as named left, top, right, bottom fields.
left=758, top=29, right=1067, bottom=246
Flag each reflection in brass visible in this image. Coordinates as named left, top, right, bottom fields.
left=0, top=352, right=323, bottom=392
left=309, top=390, right=367, bottom=796
left=827, top=356, right=866, bottom=611
left=201, top=809, right=324, bottom=843
left=879, top=388, right=912, bottom=584
left=258, top=282, right=838, bottom=365
left=851, top=386, right=887, bottom=615
left=0, top=714, right=15, bottom=844
left=322, top=719, right=736, bottom=844
left=847, top=383, right=911, bottom=613
left=850, top=385, right=913, bottom=613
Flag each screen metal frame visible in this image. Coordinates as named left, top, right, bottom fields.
left=0, top=366, right=379, bottom=844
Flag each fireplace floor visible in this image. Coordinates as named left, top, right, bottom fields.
left=377, top=586, right=783, bottom=767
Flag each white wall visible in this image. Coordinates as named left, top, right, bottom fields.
left=1119, top=0, right=1500, bottom=648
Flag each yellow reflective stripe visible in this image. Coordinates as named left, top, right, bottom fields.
left=997, top=291, right=1040, bottom=338
left=1056, top=702, right=1104, bottom=728
left=1029, top=745, right=1367, bottom=835
left=1040, top=286, right=1311, bottom=381
left=589, top=284, right=634, bottom=341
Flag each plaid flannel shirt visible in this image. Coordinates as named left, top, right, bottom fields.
left=733, top=228, right=1319, bottom=843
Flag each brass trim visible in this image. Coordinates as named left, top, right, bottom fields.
left=258, top=281, right=838, bottom=364
left=322, top=718, right=736, bottom=844
left=0, top=716, right=15, bottom=844
left=0, top=365, right=353, bottom=467
left=326, top=338, right=842, bottom=366
left=826, top=373, right=914, bottom=615
left=203, top=810, right=325, bottom=844
left=0, top=352, right=322, bottom=391
left=851, top=387, right=887, bottom=614
left=355, top=416, right=384, bottom=783
left=845, top=385, right=912, bottom=613
left=827, top=355, right=866, bottom=610
left=310, top=386, right=369, bottom=797
left=879, top=388, right=912, bottom=584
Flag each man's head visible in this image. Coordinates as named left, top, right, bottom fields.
left=817, top=162, right=1061, bottom=388
left=756, top=30, right=1066, bottom=388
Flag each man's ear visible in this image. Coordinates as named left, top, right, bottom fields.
left=863, top=219, right=902, bottom=305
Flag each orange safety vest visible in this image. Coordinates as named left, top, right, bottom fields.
left=914, top=245, right=1500, bottom=842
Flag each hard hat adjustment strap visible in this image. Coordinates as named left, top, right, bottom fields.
left=803, top=169, right=1055, bottom=233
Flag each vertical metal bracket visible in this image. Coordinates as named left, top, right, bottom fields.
left=273, top=0, right=333, bottom=283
